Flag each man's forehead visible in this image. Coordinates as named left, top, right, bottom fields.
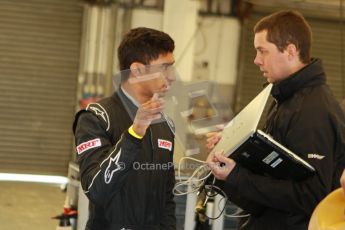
left=150, top=53, right=174, bottom=64
left=254, top=32, right=275, bottom=48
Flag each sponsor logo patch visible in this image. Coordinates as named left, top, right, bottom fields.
left=76, top=138, right=101, bottom=155
left=308, top=153, right=325, bottom=160
left=158, top=139, right=172, bottom=151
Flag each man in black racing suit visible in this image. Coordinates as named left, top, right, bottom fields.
left=73, top=27, right=176, bottom=230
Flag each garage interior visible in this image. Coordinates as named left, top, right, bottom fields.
left=0, top=0, right=344, bottom=229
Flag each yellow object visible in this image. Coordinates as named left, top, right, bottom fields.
left=128, top=125, right=143, bottom=139
left=308, top=188, right=345, bottom=230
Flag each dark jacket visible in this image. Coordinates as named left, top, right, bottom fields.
left=223, top=59, right=345, bottom=230
left=73, top=89, right=176, bottom=230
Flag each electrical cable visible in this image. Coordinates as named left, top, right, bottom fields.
left=203, top=181, right=250, bottom=220
left=173, top=156, right=212, bottom=196
left=174, top=157, right=251, bottom=221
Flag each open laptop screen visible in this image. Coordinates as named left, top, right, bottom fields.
left=213, top=84, right=272, bottom=157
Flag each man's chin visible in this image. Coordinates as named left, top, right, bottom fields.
left=155, top=90, right=167, bottom=98
left=263, top=75, right=273, bottom=83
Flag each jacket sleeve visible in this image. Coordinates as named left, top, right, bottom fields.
left=214, top=179, right=266, bottom=216
left=74, top=111, right=142, bottom=206
left=223, top=102, right=345, bottom=216
left=160, top=118, right=176, bottom=229
left=160, top=158, right=176, bottom=229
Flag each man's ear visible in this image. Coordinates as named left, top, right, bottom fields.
left=130, top=62, right=145, bottom=77
left=286, top=43, right=299, bottom=60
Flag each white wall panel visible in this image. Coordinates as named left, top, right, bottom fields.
left=193, top=16, right=240, bottom=84
left=131, top=8, right=163, bottom=29
left=163, top=0, right=200, bottom=82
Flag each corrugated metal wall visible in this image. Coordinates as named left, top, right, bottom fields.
left=0, top=0, right=83, bottom=175
left=236, top=10, right=345, bottom=114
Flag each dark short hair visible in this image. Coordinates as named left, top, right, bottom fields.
left=117, top=27, right=175, bottom=70
left=254, top=10, right=312, bottom=64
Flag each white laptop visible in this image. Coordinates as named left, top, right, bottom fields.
left=212, top=84, right=315, bottom=181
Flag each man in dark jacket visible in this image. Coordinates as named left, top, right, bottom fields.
left=73, top=27, right=176, bottom=230
left=206, top=10, right=345, bottom=230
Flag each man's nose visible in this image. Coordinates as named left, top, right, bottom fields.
left=166, top=72, right=176, bottom=83
left=254, top=55, right=261, bottom=66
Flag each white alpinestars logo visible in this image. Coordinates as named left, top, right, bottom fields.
left=307, top=153, right=325, bottom=160
left=89, top=106, right=107, bottom=122
left=104, top=150, right=123, bottom=184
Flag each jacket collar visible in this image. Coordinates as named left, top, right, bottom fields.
left=114, top=87, right=138, bottom=120
left=271, top=58, right=326, bottom=103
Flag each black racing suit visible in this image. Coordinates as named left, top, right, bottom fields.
left=222, top=59, right=345, bottom=229
left=73, top=89, right=176, bottom=230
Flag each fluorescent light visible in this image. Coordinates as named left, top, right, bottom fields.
left=0, top=173, right=69, bottom=184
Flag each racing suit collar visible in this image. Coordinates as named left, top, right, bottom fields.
left=120, top=86, right=139, bottom=107
left=116, top=87, right=138, bottom=120
left=271, top=58, right=326, bottom=103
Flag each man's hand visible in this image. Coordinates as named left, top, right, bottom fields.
left=205, top=125, right=224, bottom=151
left=206, top=132, right=222, bottom=150
left=206, top=150, right=236, bottom=181
left=133, top=93, right=164, bottom=137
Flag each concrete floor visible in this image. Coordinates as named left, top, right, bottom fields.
left=0, top=181, right=66, bottom=230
